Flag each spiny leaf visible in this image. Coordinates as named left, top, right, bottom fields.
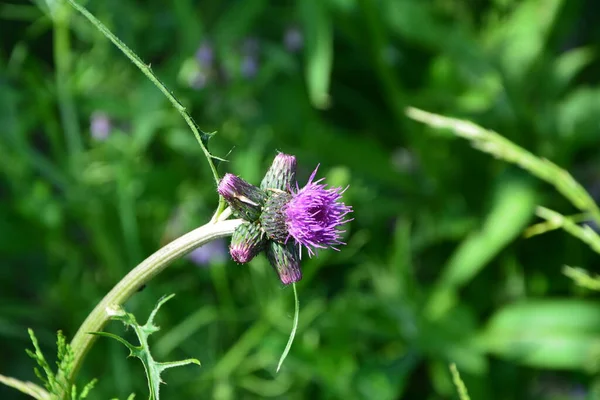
left=98, top=294, right=201, bottom=400
left=90, top=332, right=140, bottom=356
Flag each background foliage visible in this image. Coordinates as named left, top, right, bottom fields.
left=2, top=0, right=600, bottom=398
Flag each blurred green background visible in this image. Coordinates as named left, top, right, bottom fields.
left=2, top=0, right=600, bottom=399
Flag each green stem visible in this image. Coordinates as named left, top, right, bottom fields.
left=64, top=218, right=242, bottom=397
left=64, top=0, right=226, bottom=213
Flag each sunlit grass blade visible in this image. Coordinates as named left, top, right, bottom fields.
left=535, top=206, right=600, bottom=255
left=406, top=107, right=600, bottom=225
left=524, top=213, right=590, bottom=238
left=563, top=266, right=600, bottom=291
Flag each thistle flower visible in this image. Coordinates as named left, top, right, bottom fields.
left=284, top=166, right=352, bottom=256
left=219, top=153, right=352, bottom=284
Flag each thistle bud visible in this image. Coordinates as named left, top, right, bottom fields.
left=266, top=241, right=302, bottom=285
left=229, top=221, right=267, bottom=263
left=260, top=153, right=297, bottom=191
left=218, top=173, right=267, bottom=221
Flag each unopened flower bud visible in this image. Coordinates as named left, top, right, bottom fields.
left=266, top=241, right=301, bottom=285
left=260, top=153, right=297, bottom=191
left=218, top=173, right=267, bottom=221
left=229, top=221, right=267, bottom=263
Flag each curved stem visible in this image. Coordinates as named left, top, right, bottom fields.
left=65, top=218, right=242, bottom=394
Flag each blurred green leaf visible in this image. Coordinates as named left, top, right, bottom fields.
left=485, top=0, right=564, bottom=83
left=557, top=88, right=600, bottom=149
left=427, top=175, right=537, bottom=319
left=479, top=300, right=600, bottom=371
left=553, top=47, right=595, bottom=93
left=300, top=0, right=333, bottom=109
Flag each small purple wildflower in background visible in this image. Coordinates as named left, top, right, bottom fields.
left=90, top=111, right=111, bottom=141
left=285, top=166, right=353, bottom=257
left=187, top=41, right=215, bottom=90
left=284, top=27, right=303, bottom=53
left=188, top=239, right=227, bottom=267
left=195, top=41, right=214, bottom=68
left=240, top=55, right=259, bottom=79
left=217, top=153, right=353, bottom=284
left=240, top=37, right=260, bottom=79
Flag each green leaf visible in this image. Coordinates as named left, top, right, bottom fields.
left=553, top=47, right=595, bottom=93
left=478, top=300, right=600, bottom=371
left=426, top=175, right=537, bottom=319
left=95, top=294, right=201, bottom=400
left=213, top=0, right=266, bottom=47
left=557, top=88, right=600, bottom=150
left=300, top=0, right=333, bottom=109
left=0, top=330, right=96, bottom=399
left=485, top=0, right=564, bottom=83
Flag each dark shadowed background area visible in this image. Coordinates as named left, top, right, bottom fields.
left=2, top=0, right=600, bottom=399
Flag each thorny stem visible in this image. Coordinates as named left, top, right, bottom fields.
left=62, top=217, right=242, bottom=399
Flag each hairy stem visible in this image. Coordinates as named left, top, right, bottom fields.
left=63, top=218, right=242, bottom=397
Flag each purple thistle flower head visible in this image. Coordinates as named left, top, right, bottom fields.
left=284, top=166, right=353, bottom=257
left=220, top=152, right=352, bottom=285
